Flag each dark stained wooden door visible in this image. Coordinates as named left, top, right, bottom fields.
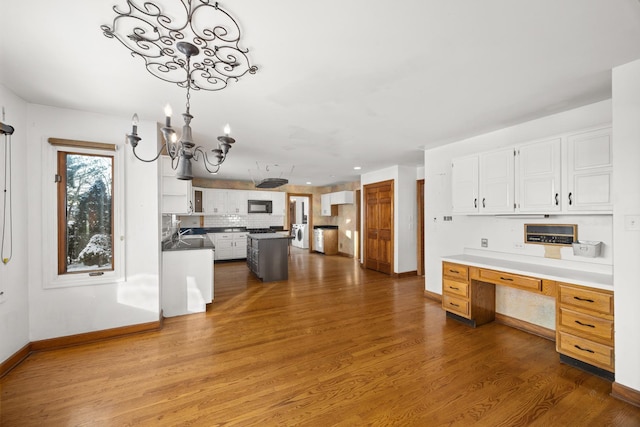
left=364, top=180, right=393, bottom=274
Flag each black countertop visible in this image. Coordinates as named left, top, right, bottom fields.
left=162, top=236, right=215, bottom=251
left=248, top=233, right=294, bottom=240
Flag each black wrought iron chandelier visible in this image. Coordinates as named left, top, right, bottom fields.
left=101, top=0, right=257, bottom=179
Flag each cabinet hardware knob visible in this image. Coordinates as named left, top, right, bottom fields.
left=573, top=296, right=595, bottom=303
left=482, top=198, right=486, bottom=208
left=575, top=320, right=595, bottom=328
left=474, top=198, right=477, bottom=208
left=449, top=302, right=459, bottom=307
left=574, top=344, right=595, bottom=354
left=499, top=277, right=513, bottom=281
left=449, top=286, right=460, bottom=290
left=555, top=193, right=559, bottom=206
left=449, top=269, right=459, bottom=274
left=568, top=192, right=573, bottom=205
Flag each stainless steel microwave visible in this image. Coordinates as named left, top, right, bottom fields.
left=247, top=199, right=272, bottom=214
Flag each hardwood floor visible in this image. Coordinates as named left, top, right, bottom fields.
left=2, top=248, right=639, bottom=426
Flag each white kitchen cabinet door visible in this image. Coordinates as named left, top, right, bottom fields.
left=227, top=190, right=248, bottom=214
left=518, top=138, right=561, bottom=212
left=214, top=238, right=233, bottom=260
left=271, top=192, right=286, bottom=215
left=330, top=191, right=354, bottom=205
left=232, top=232, right=248, bottom=258
left=205, top=189, right=227, bottom=214
left=479, top=148, right=515, bottom=213
left=321, top=193, right=333, bottom=216
left=566, top=127, right=612, bottom=212
left=451, top=156, right=479, bottom=214
left=161, top=156, right=193, bottom=214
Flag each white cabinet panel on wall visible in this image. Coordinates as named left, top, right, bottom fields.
left=271, top=192, right=286, bottom=215
left=479, top=148, right=515, bottom=213
left=161, top=156, right=193, bottom=214
left=451, top=156, right=479, bottom=214
left=321, top=193, right=333, bottom=216
left=330, top=191, right=354, bottom=205
left=566, top=127, right=612, bottom=212
left=205, top=189, right=226, bottom=214
left=517, top=138, right=561, bottom=213
left=227, top=190, right=248, bottom=214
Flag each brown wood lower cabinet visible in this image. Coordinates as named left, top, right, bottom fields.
left=441, top=262, right=495, bottom=327
left=556, top=282, right=614, bottom=374
left=441, top=261, right=615, bottom=377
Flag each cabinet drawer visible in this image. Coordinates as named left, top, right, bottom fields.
left=558, top=331, right=614, bottom=372
left=558, top=284, right=613, bottom=315
left=559, top=308, right=613, bottom=342
left=443, top=294, right=470, bottom=318
left=443, top=262, right=469, bottom=282
left=215, top=233, right=233, bottom=241
left=478, top=269, right=541, bottom=291
left=443, top=279, right=469, bottom=298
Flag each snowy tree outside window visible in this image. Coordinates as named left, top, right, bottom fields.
left=58, top=152, right=113, bottom=274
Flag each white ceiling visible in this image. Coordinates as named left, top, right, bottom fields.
left=2, top=0, right=640, bottom=186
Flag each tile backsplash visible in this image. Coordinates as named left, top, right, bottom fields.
left=175, top=214, right=286, bottom=229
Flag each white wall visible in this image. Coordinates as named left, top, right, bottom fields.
left=26, top=104, right=160, bottom=341
left=0, top=84, right=30, bottom=362
left=361, top=165, right=418, bottom=274
left=424, top=100, right=612, bottom=328
left=612, top=59, right=640, bottom=392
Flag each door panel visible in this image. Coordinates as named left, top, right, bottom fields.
left=364, top=180, right=394, bottom=275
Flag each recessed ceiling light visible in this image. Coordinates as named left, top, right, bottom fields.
left=306, top=181, right=312, bottom=185
left=353, top=166, right=362, bottom=170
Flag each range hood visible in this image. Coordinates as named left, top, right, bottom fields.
left=255, top=177, right=288, bottom=188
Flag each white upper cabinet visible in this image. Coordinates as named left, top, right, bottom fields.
left=226, top=190, right=247, bottom=214
left=566, top=127, right=612, bottom=212
left=330, top=191, right=354, bottom=204
left=450, top=126, right=612, bottom=216
left=451, top=156, right=479, bottom=214
left=321, top=193, right=333, bottom=216
left=161, top=156, right=193, bottom=214
left=201, top=189, right=285, bottom=215
left=205, top=189, right=226, bottom=214
left=517, top=138, right=561, bottom=213
left=271, top=192, right=286, bottom=215
left=479, top=148, right=515, bottom=213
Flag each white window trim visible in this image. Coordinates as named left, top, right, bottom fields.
left=43, top=143, right=125, bottom=288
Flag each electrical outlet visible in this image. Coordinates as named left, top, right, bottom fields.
left=481, top=238, right=488, bottom=248
left=514, top=242, right=525, bottom=250
left=443, top=216, right=453, bottom=221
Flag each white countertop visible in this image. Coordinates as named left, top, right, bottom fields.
left=442, top=254, right=613, bottom=291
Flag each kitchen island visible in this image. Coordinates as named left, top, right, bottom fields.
left=247, top=233, right=292, bottom=282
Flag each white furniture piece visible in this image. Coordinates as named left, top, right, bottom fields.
left=320, top=193, right=333, bottom=216
left=566, top=128, right=612, bottom=211
left=161, top=245, right=214, bottom=317
left=208, top=232, right=248, bottom=260
left=321, top=191, right=354, bottom=216
left=161, top=156, right=193, bottom=214
left=517, top=138, right=562, bottom=213
left=451, top=126, right=612, bottom=215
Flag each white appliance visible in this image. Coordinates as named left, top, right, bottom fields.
left=292, top=224, right=309, bottom=249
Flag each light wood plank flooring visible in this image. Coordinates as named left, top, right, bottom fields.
left=2, top=248, right=640, bottom=426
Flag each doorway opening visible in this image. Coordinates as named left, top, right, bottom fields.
left=286, top=193, right=313, bottom=252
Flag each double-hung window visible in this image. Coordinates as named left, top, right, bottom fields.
left=47, top=138, right=124, bottom=287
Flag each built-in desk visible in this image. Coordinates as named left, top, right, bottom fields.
left=441, top=255, right=614, bottom=379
